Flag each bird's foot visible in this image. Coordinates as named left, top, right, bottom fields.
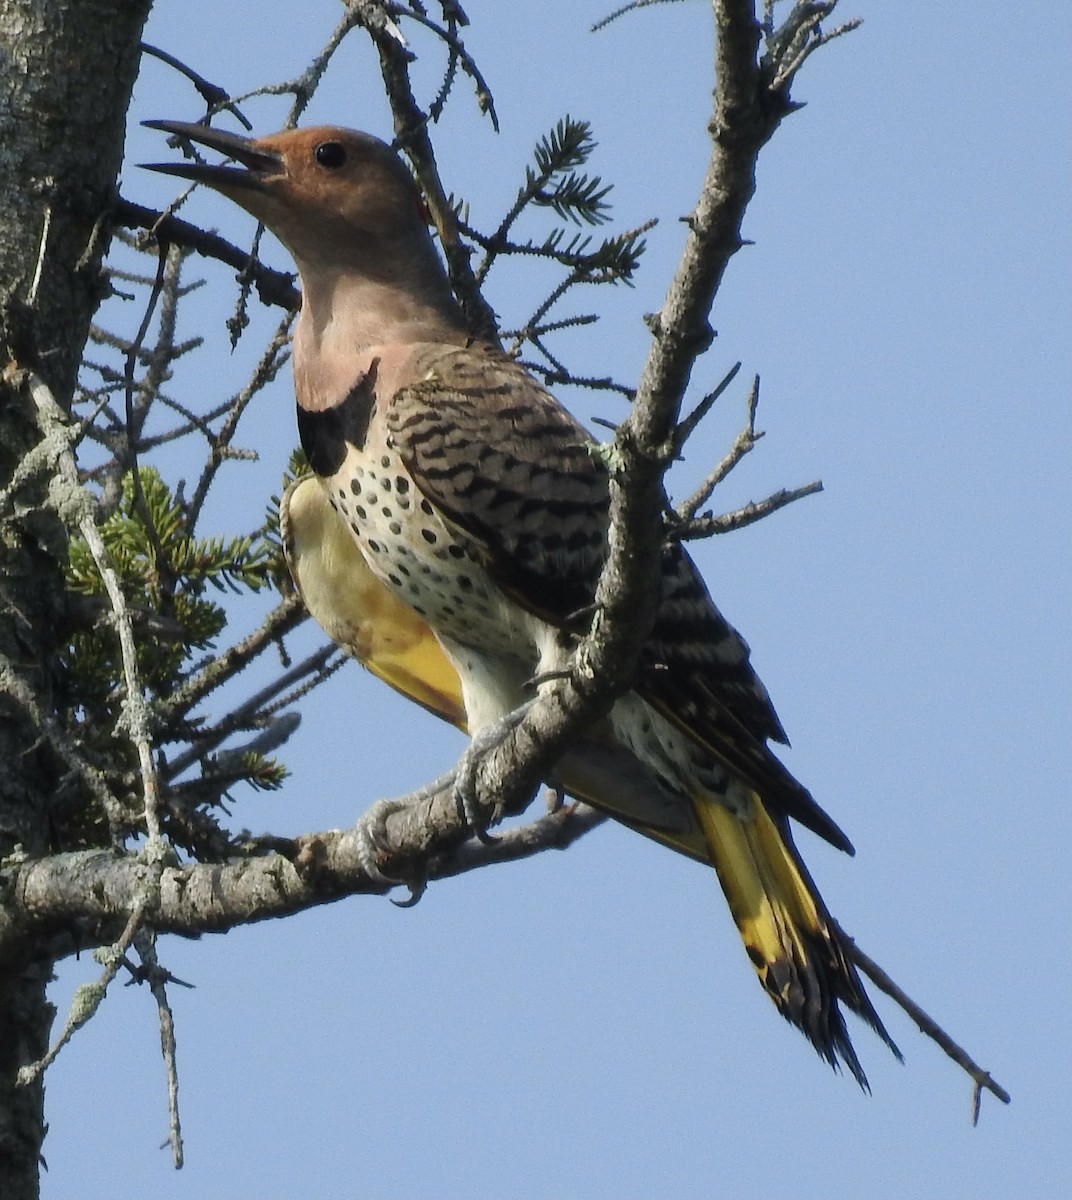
left=452, top=700, right=537, bottom=844
left=353, top=797, right=413, bottom=889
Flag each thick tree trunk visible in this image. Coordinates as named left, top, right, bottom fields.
left=0, top=2, right=150, bottom=1196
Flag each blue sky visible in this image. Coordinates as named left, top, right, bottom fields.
left=43, top=3, right=1069, bottom=1197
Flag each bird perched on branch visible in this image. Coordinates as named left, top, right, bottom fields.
left=146, top=120, right=900, bottom=1086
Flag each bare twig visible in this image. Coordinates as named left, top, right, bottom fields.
left=768, top=13, right=862, bottom=91
left=135, top=392, right=233, bottom=452
left=398, top=5, right=499, bottom=128
left=432, top=802, right=607, bottom=878
left=351, top=0, right=500, bottom=342
left=186, top=311, right=294, bottom=529
left=122, top=245, right=177, bottom=592
left=520, top=362, right=636, bottom=400
left=157, top=592, right=307, bottom=726
left=160, top=645, right=338, bottom=779
left=130, top=931, right=185, bottom=1168
left=673, top=361, right=742, bottom=452
left=591, top=0, right=691, bottom=34
left=678, top=480, right=823, bottom=538
left=676, top=374, right=762, bottom=522
left=141, top=43, right=252, bottom=128
left=16, top=902, right=147, bottom=1084
left=115, top=198, right=300, bottom=310
left=215, top=9, right=361, bottom=127
left=832, top=918, right=1012, bottom=1122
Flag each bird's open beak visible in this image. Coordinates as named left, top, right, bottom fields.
left=141, top=120, right=282, bottom=191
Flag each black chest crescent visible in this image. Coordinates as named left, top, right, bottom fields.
left=297, top=361, right=379, bottom=477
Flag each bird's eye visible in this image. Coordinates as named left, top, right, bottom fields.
left=314, top=142, right=346, bottom=169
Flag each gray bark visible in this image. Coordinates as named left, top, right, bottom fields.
left=0, top=2, right=151, bottom=1196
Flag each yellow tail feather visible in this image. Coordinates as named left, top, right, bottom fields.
left=694, top=792, right=895, bottom=1086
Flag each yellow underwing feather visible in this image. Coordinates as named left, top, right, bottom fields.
left=282, top=477, right=467, bottom=727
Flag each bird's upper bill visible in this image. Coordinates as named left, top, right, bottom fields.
left=141, top=120, right=284, bottom=192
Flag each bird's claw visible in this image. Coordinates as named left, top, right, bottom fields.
left=390, top=877, right=428, bottom=908
left=353, top=797, right=412, bottom=888
left=452, top=701, right=537, bottom=842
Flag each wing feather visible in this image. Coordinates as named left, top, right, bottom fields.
left=386, top=344, right=851, bottom=850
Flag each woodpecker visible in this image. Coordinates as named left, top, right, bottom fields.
left=147, top=120, right=900, bottom=1085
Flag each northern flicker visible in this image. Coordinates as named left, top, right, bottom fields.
left=147, top=120, right=901, bottom=1085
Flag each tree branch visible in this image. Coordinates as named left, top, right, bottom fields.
left=156, top=592, right=306, bottom=726
left=16, top=901, right=148, bottom=1085
left=115, top=197, right=300, bottom=309
left=129, top=931, right=186, bottom=1168
left=832, top=919, right=1012, bottom=1121
left=1, top=780, right=606, bottom=960
left=18, top=370, right=165, bottom=849
left=678, top=479, right=823, bottom=538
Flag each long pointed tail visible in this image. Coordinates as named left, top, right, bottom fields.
left=695, top=793, right=902, bottom=1088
